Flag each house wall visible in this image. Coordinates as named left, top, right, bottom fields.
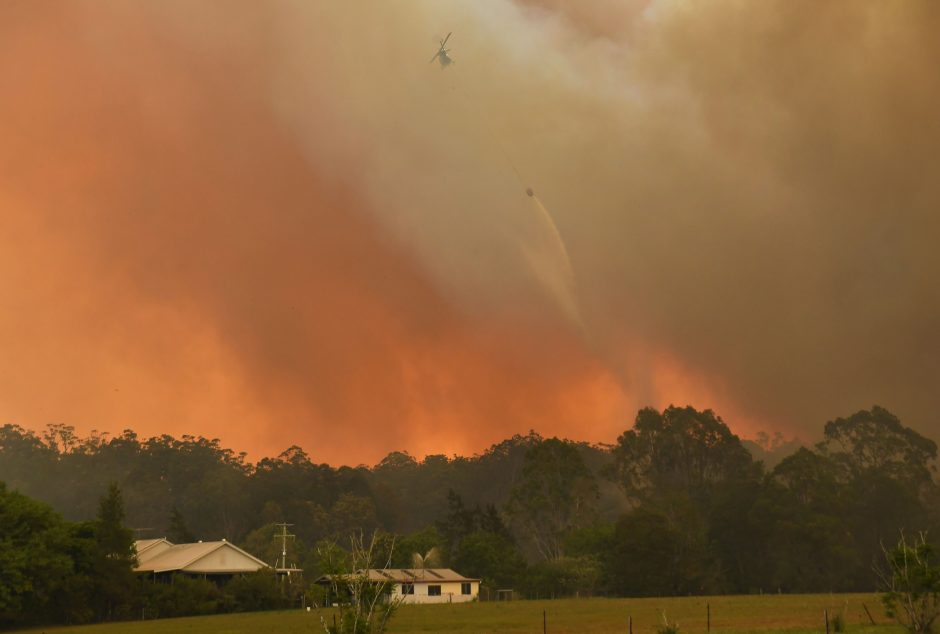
left=394, top=581, right=479, bottom=604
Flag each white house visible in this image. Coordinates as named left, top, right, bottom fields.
left=134, top=538, right=270, bottom=580
left=318, top=568, right=480, bottom=604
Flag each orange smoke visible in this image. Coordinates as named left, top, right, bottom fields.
left=3, top=1, right=937, bottom=463
left=0, top=1, right=642, bottom=463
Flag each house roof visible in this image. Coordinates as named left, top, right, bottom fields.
left=318, top=568, right=480, bottom=584
left=134, top=538, right=174, bottom=564
left=135, top=538, right=167, bottom=553
left=134, top=539, right=269, bottom=574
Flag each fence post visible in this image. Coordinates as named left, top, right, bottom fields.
left=707, top=602, right=711, bottom=633
left=629, top=615, right=633, bottom=634
left=825, top=609, right=830, bottom=634
left=543, top=609, right=547, bottom=634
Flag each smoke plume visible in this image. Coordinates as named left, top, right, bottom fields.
left=1, top=1, right=938, bottom=463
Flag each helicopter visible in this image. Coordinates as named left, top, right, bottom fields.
left=429, top=32, right=454, bottom=69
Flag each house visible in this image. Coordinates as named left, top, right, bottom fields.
left=317, top=568, right=480, bottom=604
left=134, top=538, right=270, bottom=581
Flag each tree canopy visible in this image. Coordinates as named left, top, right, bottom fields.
left=1, top=402, right=939, bottom=621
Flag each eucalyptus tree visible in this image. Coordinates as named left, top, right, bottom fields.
left=506, top=437, right=598, bottom=561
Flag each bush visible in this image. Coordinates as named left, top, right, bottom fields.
left=141, top=572, right=298, bottom=619
left=141, top=576, right=222, bottom=619
left=224, top=570, right=289, bottom=612
left=880, top=533, right=940, bottom=634
left=520, top=556, right=601, bottom=599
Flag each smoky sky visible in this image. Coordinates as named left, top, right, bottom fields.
left=1, top=1, right=938, bottom=464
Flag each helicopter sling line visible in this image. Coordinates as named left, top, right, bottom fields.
left=428, top=32, right=583, bottom=327
left=429, top=31, right=528, bottom=190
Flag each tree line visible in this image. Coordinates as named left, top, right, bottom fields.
left=1, top=404, right=937, bottom=626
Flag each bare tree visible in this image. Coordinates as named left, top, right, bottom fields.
left=317, top=531, right=405, bottom=634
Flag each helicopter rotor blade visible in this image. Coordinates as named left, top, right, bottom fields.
left=429, top=51, right=441, bottom=63
left=441, top=32, right=452, bottom=47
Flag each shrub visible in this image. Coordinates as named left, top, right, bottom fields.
left=880, top=533, right=940, bottom=634
left=141, top=576, right=221, bottom=619
left=224, top=570, right=289, bottom=612
left=520, top=556, right=601, bottom=599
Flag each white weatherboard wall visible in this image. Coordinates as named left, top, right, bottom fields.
left=394, top=581, right=479, bottom=604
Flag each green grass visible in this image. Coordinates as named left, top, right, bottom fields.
left=10, top=594, right=902, bottom=634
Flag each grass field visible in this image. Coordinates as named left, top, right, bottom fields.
left=11, top=594, right=904, bottom=634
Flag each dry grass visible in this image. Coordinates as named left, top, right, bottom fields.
left=10, top=593, right=903, bottom=634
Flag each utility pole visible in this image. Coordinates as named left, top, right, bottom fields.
left=273, top=522, right=296, bottom=570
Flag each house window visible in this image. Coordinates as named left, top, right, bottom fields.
left=428, top=585, right=441, bottom=596
left=401, top=584, right=414, bottom=595
left=461, top=582, right=471, bottom=595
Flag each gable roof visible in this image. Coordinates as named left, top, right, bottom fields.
left=134, top=538, right=174, bottom=564
left=134, top=539, right=269, bottom=574
left=135, top=538, right=169, bottom=553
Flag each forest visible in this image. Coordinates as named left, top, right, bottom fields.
left=1, top=404, right=937, bottom=627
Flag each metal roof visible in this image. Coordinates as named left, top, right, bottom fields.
left=133, top=539, right=269, bottom=574
left=135, top=538, right=167, bottom=552
left=318, top=568, right=480, bottom=584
